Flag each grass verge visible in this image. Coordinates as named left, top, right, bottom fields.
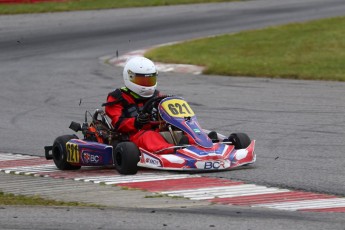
left=145, top=16, right=345, bottom=81
left=0, top=0, right=240, bottom=15
left=0, top=191, right=100, bottom=207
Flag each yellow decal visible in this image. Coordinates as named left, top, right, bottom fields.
left=161, top=99, right=195, bottom=118
left=66, top=142, right=80, bottom=163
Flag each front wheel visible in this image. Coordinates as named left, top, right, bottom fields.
left=228, top=133, right=251, bottom=149
left=52, top=135, right=81, bottom=170
left=113, top=142, right=140, bottom=175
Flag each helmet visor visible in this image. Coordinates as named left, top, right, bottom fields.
left=128, top=71, right=157, bottom=87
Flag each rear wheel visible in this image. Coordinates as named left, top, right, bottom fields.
left=228, top=133, right=251, bottom=149
left=52, top=135, right=81, bottom=170
left=113, top=142, right=140, bottom=175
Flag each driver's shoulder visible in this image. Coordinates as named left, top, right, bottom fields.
left=102, top=88, right=129, bottom=107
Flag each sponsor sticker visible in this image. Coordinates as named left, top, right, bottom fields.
left=193, top=128, right=201, bottom=133
left=195, top=160, right=230, bottom=170
left=82, top=152, right=103, bottom=164
left=143, top=153, right=162, bottom=167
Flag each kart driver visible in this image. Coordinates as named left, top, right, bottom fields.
left=103, top=56, right=188, bottom=154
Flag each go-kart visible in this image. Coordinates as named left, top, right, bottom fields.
left=45, top=95, right=256, bottom=175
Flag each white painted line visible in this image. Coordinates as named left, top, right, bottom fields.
left=0, top=153, right=39, bottom=161
left=216, top=189, right=290, bottom=199
left=74, top=173, right=159, bottom=181
left=254, top=198, right=345, bottom=211
left=75, top=173, right=200, bottom=184
left=161, top=184, right=290, bottom=200
left=102, top=46, right=204, bottom=75
left=160, top=185, right=249, bottom=195
left=3, top=164, right=57, bottom=174
left=162, top=184, right=276, bottom=195
left=104, top=174, right=199, bottom=185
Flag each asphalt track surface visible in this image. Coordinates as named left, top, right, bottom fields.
left=0, top=0, right=345, bottom=229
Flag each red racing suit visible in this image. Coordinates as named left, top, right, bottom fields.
left=103, top=87, right=174, bottom=154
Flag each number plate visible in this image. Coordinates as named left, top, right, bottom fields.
left=66, top=142, right=80, bottom=163
left=161, top=98, right=195, bottom=118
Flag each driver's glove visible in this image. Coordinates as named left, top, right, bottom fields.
left=135, top=112, right=150, bottom=129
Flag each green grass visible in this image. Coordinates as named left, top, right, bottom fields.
left=144, top=194, right=185, bottom=199
left=146, top=16, right=345, bottom=81
left=0, top=0, right=240, bottom=15
left=0, top=191, right=100, bottom=207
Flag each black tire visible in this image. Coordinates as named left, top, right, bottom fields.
left=52, top=135, right=81, bottom=170
left=113, top=142, right=140, bottom=175
left=228, top=133, right=251, bottom=149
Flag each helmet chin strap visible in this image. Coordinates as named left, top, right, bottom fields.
left=122, top=87, right=147, bottom=100
left=130, top=90, right=142, bottom=99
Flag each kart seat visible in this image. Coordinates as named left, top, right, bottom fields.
left=160, top=131, right=183, bottom=145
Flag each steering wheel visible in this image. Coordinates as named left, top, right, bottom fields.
left=142, top=95, right=170, bottom=114
left=140, top=95, right=171, bottom=128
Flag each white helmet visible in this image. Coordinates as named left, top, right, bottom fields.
left=123, top=56, right=158, bottom=98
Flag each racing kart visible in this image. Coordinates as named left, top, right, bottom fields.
left=45, top=95, right=256, bottom=175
